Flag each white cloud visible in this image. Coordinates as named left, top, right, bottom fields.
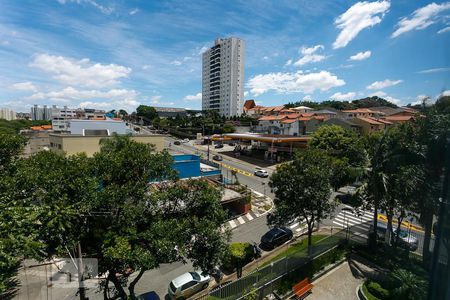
left=171, top=60, right=182, bottom=66
left=247, top=70, right=345, bottom=96
left=411, top=94, right=430, bottom=105
left=285, top=59, right=293, bottom=66
left=392, top=2, right=450, bottom=38
left=303, top=95, right=312, bottom=101
left=26, top=87, right=138, bottom=101
left=30, top=54, right=131, bottom=88
left=263, top=56, right=269, bottom=60
left=57, top=0, right=114, bottom=14
left=150, top=95, right=162, bottom=104
left=293, top=45, right=326, bottom=66
left=129, top=8, right=139, bottom=15
left=10, top=81, right=37, bottom=92
left=438, top=26, right=450, bottom=34
left=366, top=79, right=403, bottom=90
left=417, top=67, right=450, bottom=74
left=369, top=90, right=401, bottom=105
left=330, top=92, right=356, bottom=101
left=333, top=1, right=390, bottom=49
left=142, top=65, right=151, bottom=70
left=184, top=92, right=202, bottom=101
left=441, top=90, right=450, bottom=97
left=349, top=50, right=372, bottom=61
left=244, top=91, right=249, bottom=97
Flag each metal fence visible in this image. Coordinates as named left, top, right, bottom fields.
left=199, top=229, right=350, bottom=300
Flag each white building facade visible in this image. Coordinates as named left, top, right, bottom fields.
left=202, top=37, right=245, bottom=117
left=0, top=108, right=16, bottom=120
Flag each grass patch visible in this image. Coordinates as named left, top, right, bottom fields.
left=362, top=281, right=381, bottom=300
left=262, top=234, right=328, bottom=266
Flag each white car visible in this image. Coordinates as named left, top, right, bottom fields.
left=168, top=271, right=210, bottom=299
left=254, top=168, right=269, bottom=178
left=182, top=138, right=190, bottom=143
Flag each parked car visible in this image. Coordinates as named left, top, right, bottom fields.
left=137, top=291, right=160, bottom=300
left=174, top=140, right=181, bottom=145
left=182, top=138, right=190, bottom=143
left=374, top=222, right=418, bottom=251
left=214, top=143, right=224, bottom=149
left=213, top=155, right=223, bottom=161
left=260, top=227, right=293, bottom=249
left=168, top=271, right=210, bottom=299
left=254, top=168, right=269, bottom=178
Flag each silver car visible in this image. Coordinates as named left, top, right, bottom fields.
left=254, top=168, right=269, bottom=178
left=168, top=271, right=210, bottom=299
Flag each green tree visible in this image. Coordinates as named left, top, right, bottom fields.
left=85, top=136, right=229, bottom=298
left=136, top=105, right=158, bottom=122
left=392, top=269, right=427, bottom=300
left=222, top=123, right=236, bottom=133
left=310, top=125, right=366, bottom=191
left=435, top=95, right=450, bottom=114
left=269, top=149, right=334, bottom=251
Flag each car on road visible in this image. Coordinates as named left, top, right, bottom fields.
left=254, top=168, right=269, bottom=178
left=214, top=143, right=224, bottom=149
left=174, top=140, right=181, bottom=145
left=182, top=138, right=190, bottom=143
left=260, top=227, right=293, bottom=250
left=213, top=155, right=223, bottom=161
left=375, top=222, right=418, bottom=251
left=168, top=271, right=210, bottom=299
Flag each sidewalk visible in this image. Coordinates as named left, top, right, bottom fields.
left=226, top=189, right=273, bottom=230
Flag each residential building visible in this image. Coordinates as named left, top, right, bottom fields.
left=351, top=117, right=387, bottom=134
left=49, top=134, right=166, bottom=157
left=153, top=106, right=187, bottom=118
left=341, top=108, right=385, bottom=119
left=16, top=112, right=31, bottom=120
left=384, top=115, right=415, bottom=123
left=321, top=118, right=362, bottom=135
left=0, top=107, right=16, bottom=120
left=310, top=109, right=338, bottom=120
left=21, top=131, right=51, bottom=157
left=52, top=106, right=106, bottom=131
left=66, top=119, right=131, bottom=135
left=292, top=106, right=313, bottom=113
left=243, top=99, right=256, bottom=114
left=31, top=105, right=52, bottom=120
left=202, top=37, right=245, bottom=117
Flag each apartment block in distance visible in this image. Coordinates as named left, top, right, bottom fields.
left=0, top=108, right=16, bottom=120
left=202, top=37, right=245, bottom=117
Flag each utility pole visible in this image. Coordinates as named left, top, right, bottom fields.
left=77, top=242, right=86, bottom=300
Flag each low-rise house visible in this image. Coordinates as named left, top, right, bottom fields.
left=384, top=115, right=416, bottom=123
left=351, top=117, right=387, bottom=134
left=320, top=118, right=362, bottom=135
left=310, top=109, right=338, bottom=120
left=292, top=106, right=313, bottom=113
left=341, top=108, right=385, bottom=119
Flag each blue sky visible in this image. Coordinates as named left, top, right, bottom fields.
left=0, top=0, right=449, bottom=112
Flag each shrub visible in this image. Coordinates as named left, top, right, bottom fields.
left=366, top=281, right=390, bottom=300
left=222, top=242, right=254, bottom=271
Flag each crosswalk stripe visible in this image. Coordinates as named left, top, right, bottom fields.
left=229, top=220, right=237, bottom=228
left=237, top=216, right=245, bottom=224
left=338, top=214, right=371, bottom=224
left=333, top=220, right=370, bottom=230
left=246, top=213, right=254, bottom=221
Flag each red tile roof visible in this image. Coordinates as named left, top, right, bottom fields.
left=281, top=119, right=297, bottom=124
left=385, top=115, right=414, bottom=122
left=356, top=117, right=383, bottom=125
left=258, top=115, right=287, bottom=121
left=243, top=99, right=256, bottom=110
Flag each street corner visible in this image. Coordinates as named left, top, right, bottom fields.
left=251, top=190, right=274, bottom=216
left=225, top=190, right=273, bottom=230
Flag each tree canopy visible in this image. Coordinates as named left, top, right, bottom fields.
left=269, top=149, right=334, bottom=249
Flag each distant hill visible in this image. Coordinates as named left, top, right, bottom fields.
left=286, top=96, right=398, bottom=110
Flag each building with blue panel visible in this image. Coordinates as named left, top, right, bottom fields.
left=172, top=154, right=221, bottom=179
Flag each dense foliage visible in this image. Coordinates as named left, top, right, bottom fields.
left=285, top=96, right=397, bottom=110
left=0, top=135, right=230, bottom=299
left=269, top=149, right=335, bottom=249
left=0, top=119, right=50, bottom=134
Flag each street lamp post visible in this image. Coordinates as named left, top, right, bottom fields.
left=261, top=182, right=266, bottom=197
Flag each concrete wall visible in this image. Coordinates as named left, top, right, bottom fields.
left=68, top=120, right=132, bottom=135
left=49, top=135, right=166, bottom=156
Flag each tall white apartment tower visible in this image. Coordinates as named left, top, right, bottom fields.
left=202, top=37, right=245, bottom=117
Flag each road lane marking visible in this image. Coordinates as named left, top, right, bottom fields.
left=219, top=162, right=253, bottom=177
left=378, top=214, right=424, bottom=233
left=229, top=220, right=237, bottom=228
